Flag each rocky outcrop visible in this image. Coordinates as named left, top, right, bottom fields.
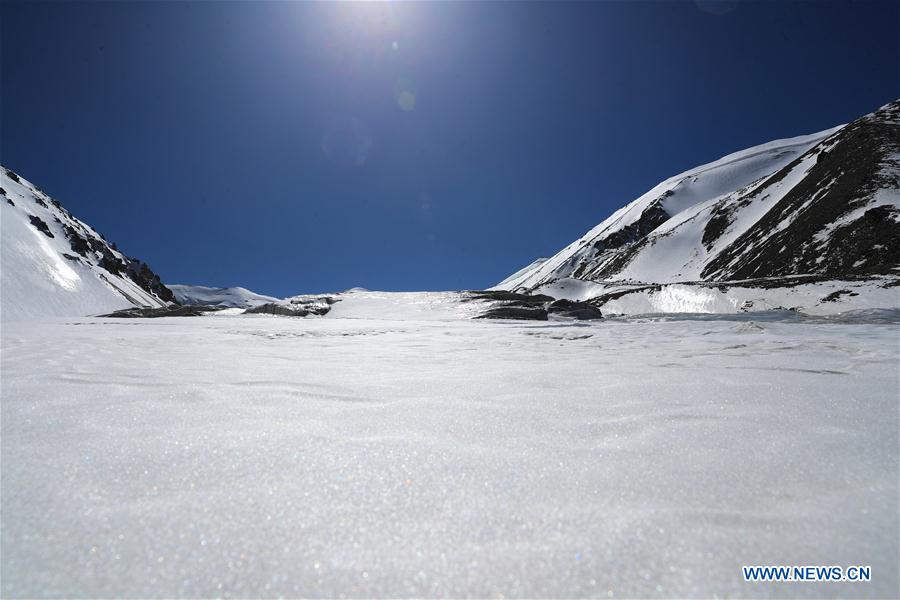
left=243, top=295, right=338, bottom=317
left=28, top=215, right=54, bottom=238
left=546, top=299, right=604, bottom=320
left=476, top=305, right=549, bottom=321
left=98, top=305, right=223, bottom=318
left=244, top=303, right=315, bottom=317
left=468, top=291, right=602, bottom=321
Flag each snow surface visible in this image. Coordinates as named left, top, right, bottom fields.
left=2, top=292, right=897, bottom=598
left=168, top=284, right=279, bottom=309
left=491, top=258, right=549, bottom=291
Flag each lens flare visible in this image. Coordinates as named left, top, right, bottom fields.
left=394, top=77, right=417, bottom=111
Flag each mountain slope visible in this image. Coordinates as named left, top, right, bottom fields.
left=497, top=100, right=900, bottom=294
left=168, top=284, right=278, bottom=309
left=701, top=101, right=900, bottom=280
left=1, top=167, right=175, bottom=320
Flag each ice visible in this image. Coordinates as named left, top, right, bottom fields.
left=597, top=279, right=900, bottom=316
left=2, top=292, right=897, bottom=598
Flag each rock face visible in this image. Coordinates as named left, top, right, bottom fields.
left=467, top=290, right=602, bottom=321
left=495, top=100, right=900, bottom=293
left=476, top=304, right=550, bottom=321
left=243, top=295, right=338, bottom=317
left=701, top=102, right=900, bottom=280
left=98, top=305, right=223, bottom=318
left=466, top=290, right=555, bottom=304
left=244, top=303, right=314, bottom=317
left=1, top=166, right=176, bottom=320
left=546, top=299, right=604, bottom=320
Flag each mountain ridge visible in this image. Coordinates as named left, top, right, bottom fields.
left=495, top=100, right=900, bottom=296
left=168, top=285, right=278, bottom=309
left=1, top=166, right=176, bottom=320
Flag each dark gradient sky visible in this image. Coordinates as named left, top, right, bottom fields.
left=2, top=1, right=897, bottom=296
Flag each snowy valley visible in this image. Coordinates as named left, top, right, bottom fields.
left=2, top=292, right=898, bottom=597
left=1, top=100, right=899, bottom=598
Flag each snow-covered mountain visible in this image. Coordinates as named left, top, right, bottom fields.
left=168, top=284, right=278, bottom=309
left=1, top=167, right=175, bottom=320
left=5, top=101, right=897, bottom=321
left=496, top=100, right=900, bottom=301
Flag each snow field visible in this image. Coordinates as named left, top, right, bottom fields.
left=2, top=299, right=897, bottom=598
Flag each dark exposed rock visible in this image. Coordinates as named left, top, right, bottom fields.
left=495, top=299, right=547, bottom=309
left=587, top=202, right=669, bottom=254
left=466, top=290, right=555, bottom=304
left=556, top=307, right=603, bottom=320
left=63, top=225, right=91, bottom=256
left=28, top=215, right=54, bottom=237
left=126, top=260, right=176, bottom=303
left=467, top=289, right=556, bottom=320
left=702, top=203, right=734, bottom=250
left=574, top=242, right=645, bottom=281
left=5, top=169, right=20, bottom=183
left=287, top=298, right=335, bottom=314
left=61, top=220, right=176, bottom=303
left=6, top=198, right=14, bottom=206
left=591, top=285, right=662, bottom=307
left=307, top=304, right=332, bottom=316
left=565, top=202, right=671, bottom=281
left=468, top=289, right=603, bottom=320
left=244, top=296, right=337, bottom=317
left=245, top=303, right=312, bottom=317
left=703, top=101, right=900, bottom=281
left=61, top=253, right=79, bottom=262
left=476, top=305, right=549, bottom=320
left=99, top=252, right=122, bottom=275
left=547, top=299, right=604, bottom=320
left=822, top=205, right=900, bottom=274
left=98, top=305, right=222, bottom=318
left=822, top=289, right=860, bottom=302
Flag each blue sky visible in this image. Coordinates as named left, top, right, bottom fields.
left=1, top=1, right=897, bottom=297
